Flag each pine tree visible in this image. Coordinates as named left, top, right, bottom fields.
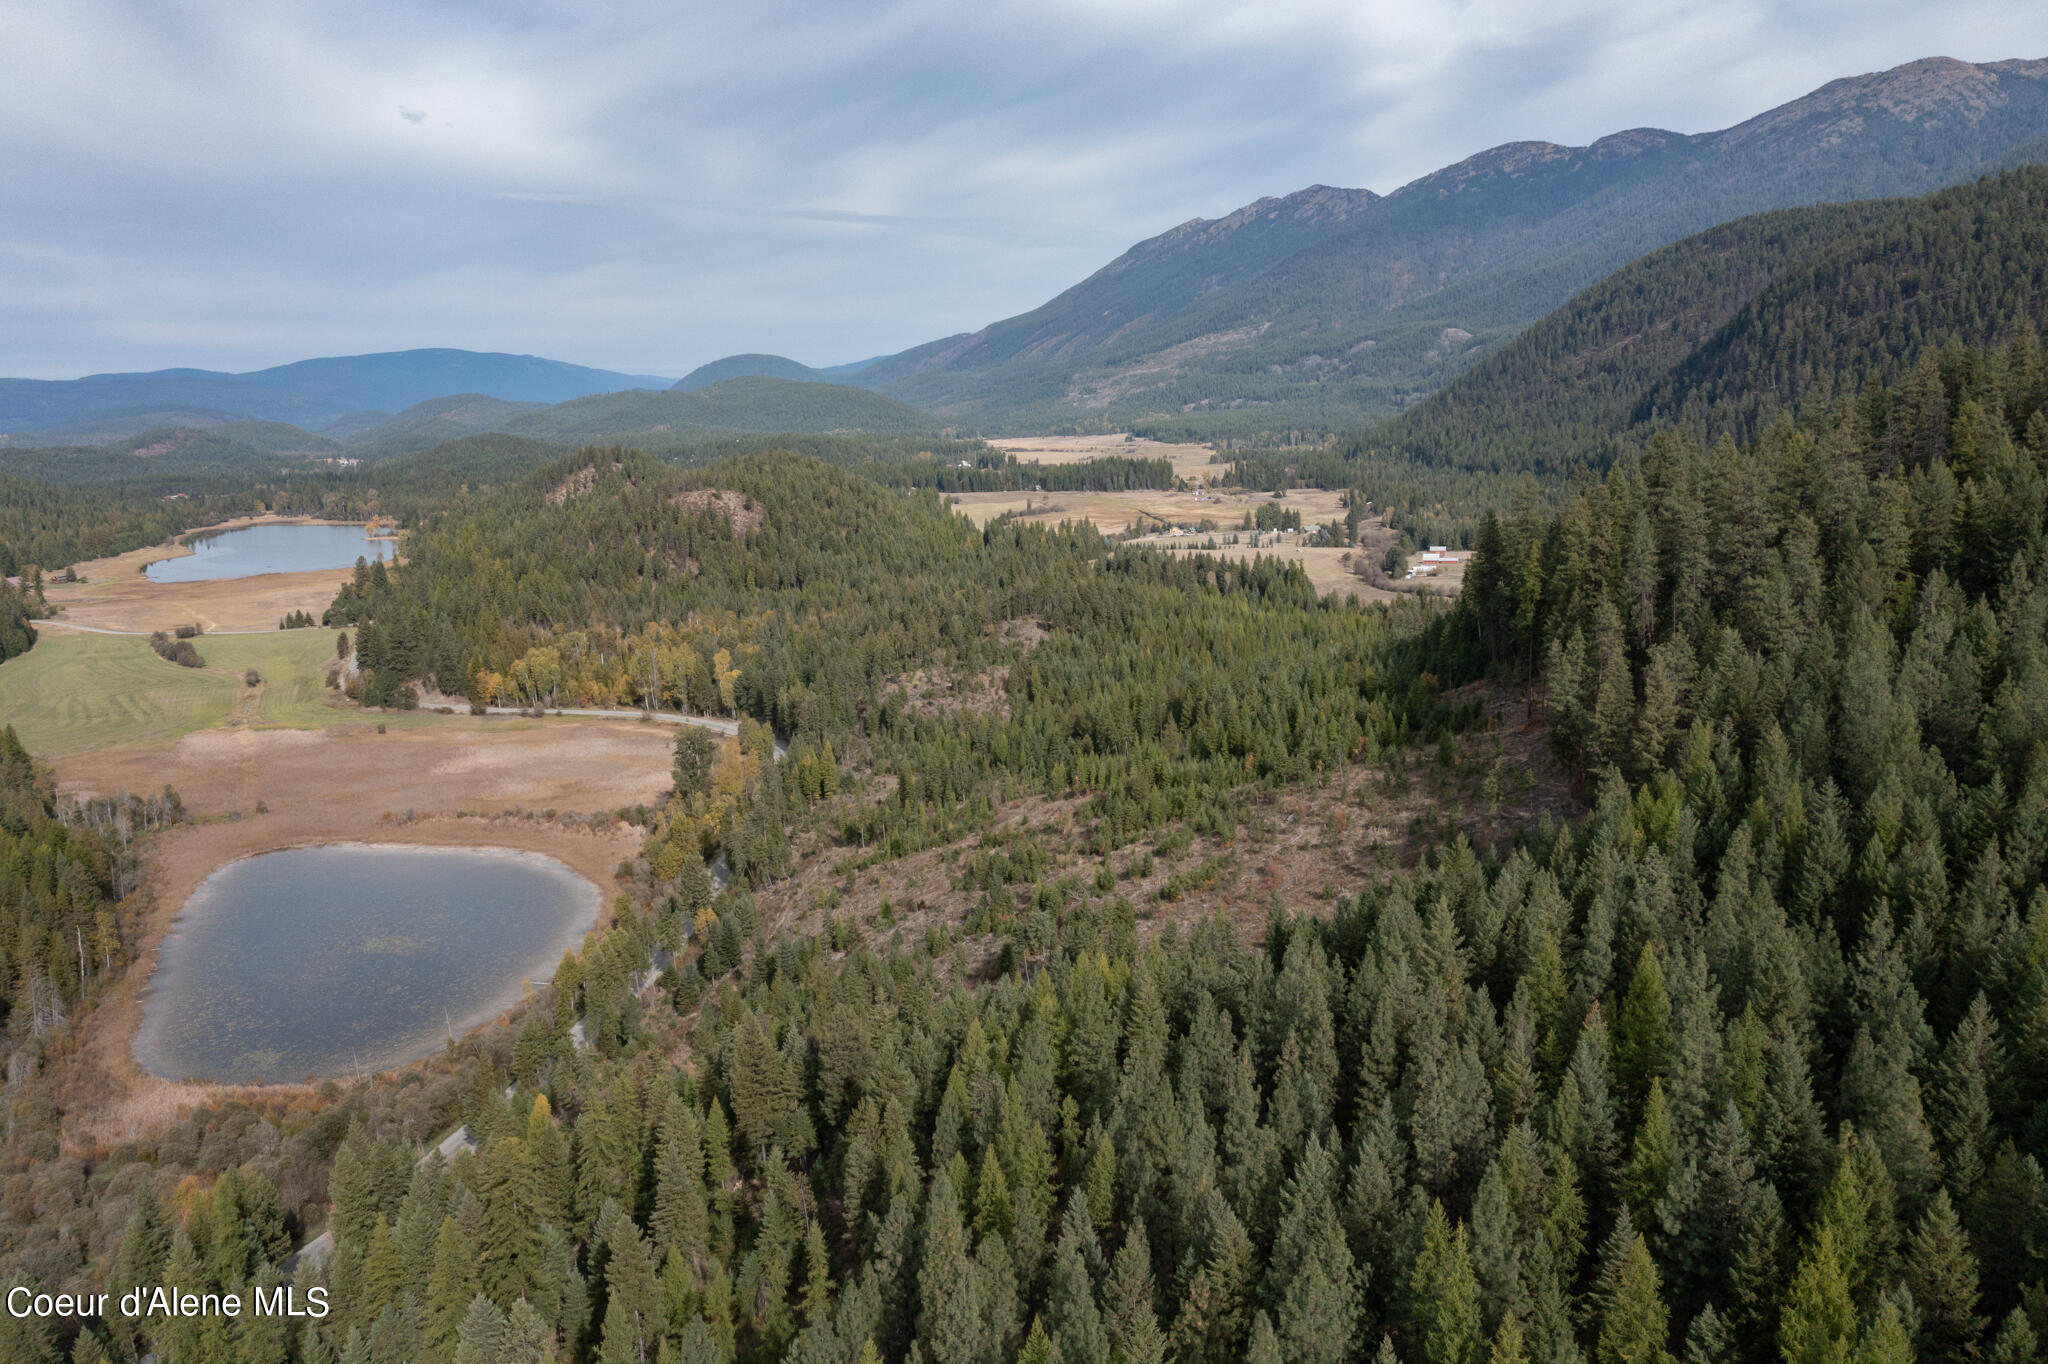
left=451, top=1294, right=510, bottom=1364
left=1779, top=1227, right=1857, bottom=1364
left=423, top=1217, right=480, bottom=1364
left=1168, top=1195, right=1254, bottom=1364
left=1988, top=1307, right=2040, bottom=1364
left=1246, top=1312, right=1284, bottom=1364
left=1622, top=1078, right=1676, bottom=1217
left=1414, top=1202, right=1484, bottom=1364
left=1269, top=1137, right=1361, bottom=1364
left=918, top=1168, right=987, bottom=1364
left=108, top=1183, right=171, bottom=1355
left=652, top=1102, right=709, bottom=1267
left=504, top=1297, right=557, bottom=1364
left=1905, top=1189, right=1985, bottom=1363
left=1851, top=1295, right=1913, bottom=1364
left=361, top=1215, right=404, bottom=1320
left=1614, top=946, right=1672, bottom=1107
left=598, top=1207, right=664, bottom=1364
left=976, top=1146, right=1015, bottom=1243
left=1104, top=1220, right=1165, bottom=1364
left=1597, top=1233, right=1675, bottom=1364
left=1049, top=1201, right=1110, bottom=1364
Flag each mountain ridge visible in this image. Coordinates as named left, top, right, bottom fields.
left=853, top=54, right=2048, bottom=436
left=0, top=349, right=674, bottom=435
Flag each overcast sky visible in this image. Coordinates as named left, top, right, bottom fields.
left=2, top=1, right=2045, bottom=380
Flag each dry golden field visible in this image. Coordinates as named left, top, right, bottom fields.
left=987, top=433, right=1229, bottom=482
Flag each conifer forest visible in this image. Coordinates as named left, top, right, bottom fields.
left=4, top=39, right=2048, bottom=1364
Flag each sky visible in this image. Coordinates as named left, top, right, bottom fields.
left=2, top=0, right=2046, bottom=380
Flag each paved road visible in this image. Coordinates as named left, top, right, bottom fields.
left=472, top=704, right=740, bottom=737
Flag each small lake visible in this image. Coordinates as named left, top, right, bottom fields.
left=135, top=844, right=600, bottom=1084
left=144, top=523, right=396, bottom=583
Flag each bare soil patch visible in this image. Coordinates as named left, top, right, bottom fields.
left=672, top=488, right=765, bottom=535
left=751, top=685, right=1578, bottom=954
left=889, top=666, right=1012, bottom=719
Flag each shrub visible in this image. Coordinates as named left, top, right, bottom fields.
left=148, top=631, right=203, bottom=668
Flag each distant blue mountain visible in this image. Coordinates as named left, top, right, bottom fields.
left=671, top=353, right=824, bottom=390
left=0, top=348, right=674, bottom=434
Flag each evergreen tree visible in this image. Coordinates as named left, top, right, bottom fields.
left=423, top=1217, right=480, bottom=1364
left=918, top=1169, right=987, bottom=1364
left=1414, top=1202, right=1485, bottom=1364
left=1905, top=1189, right=1985, bottom=1363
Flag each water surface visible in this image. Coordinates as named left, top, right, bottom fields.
left=145, top=523, right=396, bottom=582
left=136, top=844, right=599, bottom=1084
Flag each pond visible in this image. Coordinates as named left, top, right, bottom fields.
left=144, top=523, right=397, bottom=583
left=135, top=844, right=601, bottom=1084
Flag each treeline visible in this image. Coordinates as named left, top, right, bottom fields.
left=0, top=471, right=231, bottom=573
left=0, top=727, right=155, bottom=1084
left=149, top=626, right=204, bottom=669
left=0, top=581, right=36, bottom=663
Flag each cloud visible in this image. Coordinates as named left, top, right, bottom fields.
left=0, top=0, right=2045, bottom=377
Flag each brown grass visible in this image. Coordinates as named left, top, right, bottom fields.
left=946, top=484, right=1349, bottom=537
left=986, top=434, right=1227, bottom=484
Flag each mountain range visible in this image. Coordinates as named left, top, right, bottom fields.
left=4, top=54, right=2045, bottom=452
left=0, top=350, right=673, bottom=439
left=837, top=55, right=2048, bottom=436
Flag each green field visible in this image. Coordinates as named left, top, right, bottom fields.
left=0, top=629, right=359, bottom=756
left=197, top=631, right=349, bottom=727
left=0, top=632, right=238, bottom=755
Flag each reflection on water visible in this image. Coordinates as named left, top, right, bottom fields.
left=144, top=523, right=397, bottom=582
left=135, top=844, right=599, bottom=1084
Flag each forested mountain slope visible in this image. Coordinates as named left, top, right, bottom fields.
left=329, top=449, right=1443, bottom=867
left=1381, top=168, right=2048, bottom=476
left=859, top=56, right=2048, bottom=437
left=500, top=378, right=937, bottom=443
left=673, top=355, right=828, bottom=391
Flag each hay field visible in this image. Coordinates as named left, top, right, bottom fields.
left=988, top=433, right=1228, bottom=483
left=0, top=630, right=361, bottom=756
left=946, top=483, right=1349, bottom=536
left=0, top=633, right=240, bottom=755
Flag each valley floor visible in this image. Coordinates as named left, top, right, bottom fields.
left=1, top=532, right=690, bottom=1149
